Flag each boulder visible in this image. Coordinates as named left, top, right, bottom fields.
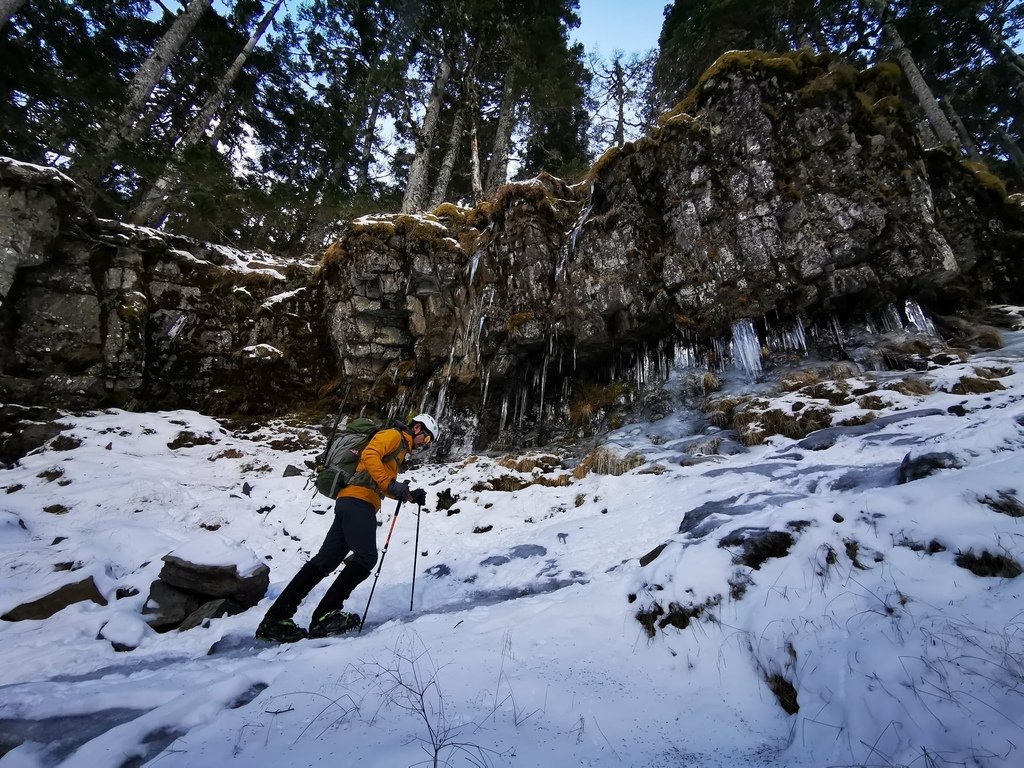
left=158, top=554, right=269, bottom=607
left=899, top=451, right=962, bottom=483
left=99, top=611, right=153, bottom=652
left=141, top=539, right=270, bottom=633
left=142, top=579, right=204, bottom=631
left=178, top=598, right=248, bottom=631
left=2, top=576, right=107, bottom=621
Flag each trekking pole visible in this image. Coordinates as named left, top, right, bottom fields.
left=410, top=503, right=422, bottom=611
left=308, top=384, right=350, bottom=499
left=359, top=498, right=403, bottom=633
left=320, top=384, right=351, bottom=463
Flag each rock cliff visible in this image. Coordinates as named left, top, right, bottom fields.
left=1, top=51, right=1022, bottom=449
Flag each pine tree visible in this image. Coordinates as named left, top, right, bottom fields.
left=74, top=0, right=211, bottom=198
left=131, top=0, right=285, bottom=226
left=588, top=50, right=656, bottom=151
left=0, top=0, right=154, bottom=163
left=0, top=0, right=27, bottom=31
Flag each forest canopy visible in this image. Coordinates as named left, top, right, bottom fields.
left=1, top=0, right=1020, bottom=254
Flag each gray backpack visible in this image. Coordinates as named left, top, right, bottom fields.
left=314, top=417, right=381, bottom=499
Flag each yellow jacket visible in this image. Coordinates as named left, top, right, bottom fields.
left=338, top=428, right=412, bottom=511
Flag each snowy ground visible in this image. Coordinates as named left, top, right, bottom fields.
left=3, top=333, right=1024, bottom=767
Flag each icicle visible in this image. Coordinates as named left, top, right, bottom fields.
left=878, top=304, right=903, bottom=333
left=730, top=318, right=763, bottom=378
left=418, top=382, right=431, bottom=415
left=166, top=314, right=187, bottom=339
left=539, top=354, right=549, bottom=426
left=475, top=316, right=486, bottom=361
left=467, top=251, right=483, bottom=283
left=499, top=392, right=509, bottom=433
left=790, top=317, right=807, bottom=352
left=481, top=370, right=491, bottom=410
left=904, top=299, right=937, bottom=336
left=557, top=201, right=593, bottom=282
left=830, top=315, right=844, bottom=347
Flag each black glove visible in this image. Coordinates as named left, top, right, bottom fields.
left=410, top=488, right=427, bottom=506
left=387, top=480, right=411, bottom=501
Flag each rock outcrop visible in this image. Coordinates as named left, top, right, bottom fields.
left=0, top=158, right=334, bottom=415
left=1, top=51, right=1022, bottom=447
left=1, top=575, right=107, bottom=621
left=142, top=548, right=269, bottom=633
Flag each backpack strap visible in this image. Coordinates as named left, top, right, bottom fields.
left=347, top=428, right=410, bottom=496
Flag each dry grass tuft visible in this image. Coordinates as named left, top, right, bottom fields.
left=797, top=381, right=853, bottom=406
left=572, top=448, right=645, bottom=479
left=838, top=413, right=877, bottom=427
left=735, top=406, right=834, bottom=446
left=778, top=368, right=821, bottom=392
left=570, top=381, right=628, bottom=425
left=856, top=394, right=888, bottom=410
left=976, top=327, right=1004, bottom=349
left=974, top=366, right=1014, bottom=379
left=885, top=377, right=933, bottom=396
left=700, top=395, right=755, bottom=428
left=951, top=376, right=1006, bottom=395
left=497, top=455, right=561, bottom=473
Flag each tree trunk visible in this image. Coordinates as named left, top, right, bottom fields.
left=76, top=0, right=211, bottom=194
left=484, top=69, right=517, bottom=196
left=997, top=127, right=1024, bottom=179
left=0, top=0, right=27, bottom=31
left=131, top=0, right=283, bottom=226
left=429, top=100, right=467, bottom=208
left=976, top=19, right=1024, bottom=100
left=942, top=99, right=979, bottom=159
left=612, top=58, right=626, bottom=148
left=999, top=38, right=1024, bottom=79
left=469, top=115, right=483, bottom=203
left=875, top=4, right=959, bottom=147
left=355, top=90, right=383, bottom=195
left=401, top=56, right=453, bottom=213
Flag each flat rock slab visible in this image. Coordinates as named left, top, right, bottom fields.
left=2, top=576, right=107, bottom=621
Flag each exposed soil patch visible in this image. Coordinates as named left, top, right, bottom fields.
left=895, top=536, right=946, bottom=554
left=48, top=435, right=82, bottom=451
left=719, top=528, right=795, bottom=569
left=167, top=431, right=219, bottom=450
left=766, top=674, right=799, bottom=714
left=637, top=594, right=723, bottom=638
left=979, top=490, right=1024, bottom=518
left=955, top=550, right=1022, bottom=578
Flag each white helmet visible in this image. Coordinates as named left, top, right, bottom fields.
left=411, top=414, right=440, bottom=441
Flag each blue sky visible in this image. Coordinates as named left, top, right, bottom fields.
left=572, top=0, right=666, bottom=56
left=203, top=0, right=667, bottom=57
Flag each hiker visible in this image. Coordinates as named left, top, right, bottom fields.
left=255, top=414, right=438, bottom=642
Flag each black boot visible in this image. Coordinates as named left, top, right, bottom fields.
left=308, top=610, right=361, bottom=638
left=256, top=562, right=325, bottom=641
left=309, top=563, right=372, bottom=635
left=255, top=617, right=306, bottom=643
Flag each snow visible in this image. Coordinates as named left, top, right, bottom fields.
left=258, top=287, right=307, bottom=311
left=2, top=336, right=1024, bottom=767
left=167, top=535, right=264, bottom=578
